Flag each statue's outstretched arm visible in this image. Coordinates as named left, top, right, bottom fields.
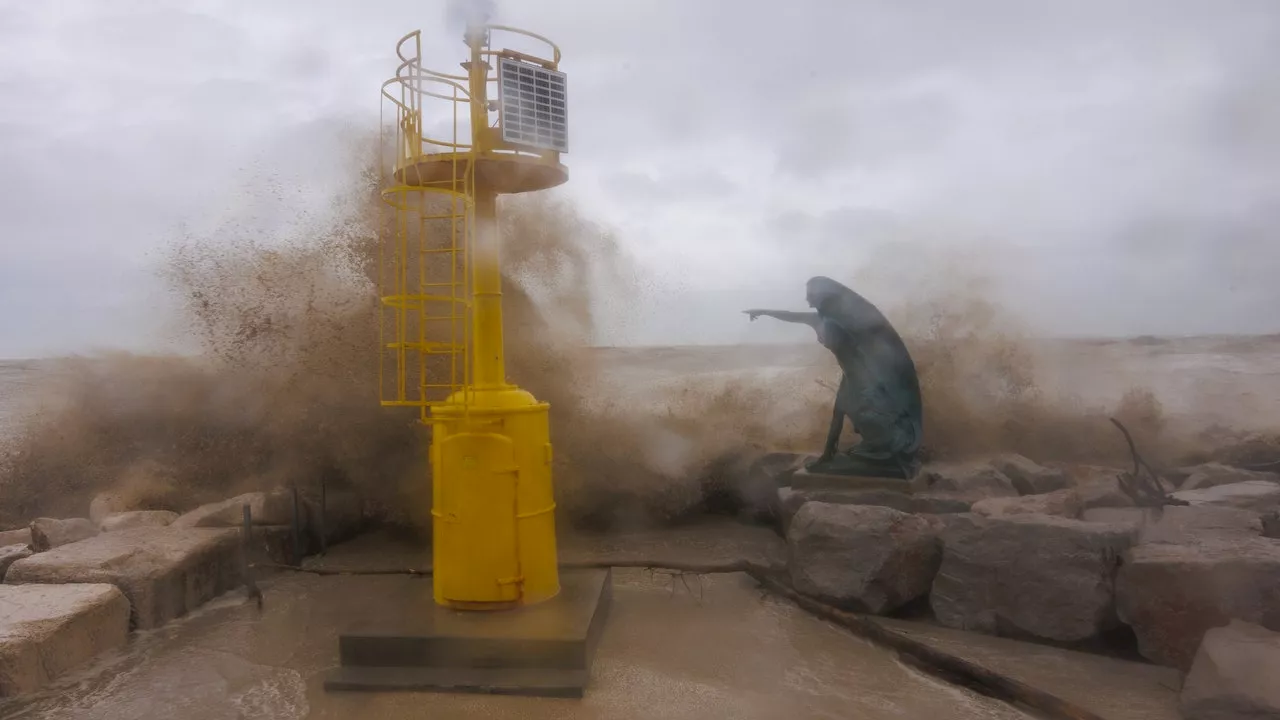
left=743, top=309, right=820, bottom=328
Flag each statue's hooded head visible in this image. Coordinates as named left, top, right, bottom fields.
left=805, top=276, right=848, bottom=313
left=805, top=275, right=891, bottom=339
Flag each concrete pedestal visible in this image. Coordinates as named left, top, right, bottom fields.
left=324, top=568, right=612, bottom=698
left=789, top=469, right=917, bottom=493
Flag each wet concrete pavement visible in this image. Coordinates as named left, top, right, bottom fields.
left=0, top=567, right=1032, bottom=720
left=877, top=618, right=1182, bottom=720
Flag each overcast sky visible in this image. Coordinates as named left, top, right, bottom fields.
left=1, top=0, right=1278, bottom=357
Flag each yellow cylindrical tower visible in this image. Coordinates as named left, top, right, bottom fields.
left=377, top=25, right=569, bottom=610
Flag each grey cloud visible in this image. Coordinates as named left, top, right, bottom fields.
left=4, top=0, right=1280, bottom=356
left=601, top=169, right=739, bottom=204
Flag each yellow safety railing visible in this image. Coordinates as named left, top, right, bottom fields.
left=378, top=31, right=475, bottom=421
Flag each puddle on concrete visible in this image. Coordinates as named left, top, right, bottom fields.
left=0, top=567, right=1030, bottom=720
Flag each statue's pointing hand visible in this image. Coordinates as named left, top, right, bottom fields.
left=744, top=310, right=763, bottom=321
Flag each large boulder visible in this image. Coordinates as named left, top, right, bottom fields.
left=0, top=528, right=31, bottom=548
left=1173, top=481, right=1280, bottom=514
left=0, top=544, right=32, bottom=581
left=99, top=510, right=178, bottom=532
left=1064, top=465, right=1138, bottom=510
left=788, top=502, right=941, bottom=614
left=0, top=584, right=130, bottom=696
left=992, top=455, right=1069, bottom=495
left=1083, top=505, right=1262, bottom=544
left=1180, top=620, right=1280, bottom=720
left=930, top=514, right=1136, bottom=643
left=777, top=487, right=969, bottom=535
left=1116, top=535, right=1280, bottom=670
left=912, top=462, right=1018, bottom=501
left=29, top=518, right=98, bottom=552
left=778, top=487, right=913, bottom=532
left=1179, top=463, right=1280, bottom=491
left=971, top=488, right=1082, bottom=519
left=88, top=492, right=130, bottom=524
left=6, top=526, right=244, bottom=629
left=911, top=495, right=974, bottom=514
left=173, top=490, right=296, bottom=528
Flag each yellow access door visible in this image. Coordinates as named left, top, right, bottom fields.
left=432, top=432, right=521, bottom=606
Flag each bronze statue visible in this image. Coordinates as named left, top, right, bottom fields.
left=746, top=276, right=923, bottom=479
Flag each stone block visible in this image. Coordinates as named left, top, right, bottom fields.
left=173, top=490, right=296, bottom=528
left=931, top=514, right=1135, bottom=643
left=29, top=518, right=98, bottom=552
left=99, top=510, right=178, bottom=532
left=0, top=545, right=32, bottom=581
left=1173, top=481, right=1280, bottom=515
left=1116, top=535, right=1280, bottom=670
left=788, top=502, right=941, bottom=614
left=912, top=462, right=1018, bottom=501
left=992, top=454, right=1069, bottom=495
left=6, top=526, right=243, bottom=630
left=972, top=488, right=1082, bottom=519
left=0, top=528, right=31, bottom=548
left=1180, top=620, right=1280, bottom=720
left=1179, top=463, right=1280, bottom=491
left=1083, top=505, right=1263, bottom=544
left=0, top=583, right=129, bottom=696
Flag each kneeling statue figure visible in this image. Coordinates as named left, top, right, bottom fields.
left=746, top=276, right=923, bottom=479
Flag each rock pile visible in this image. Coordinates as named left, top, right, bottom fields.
left=0, top=484, right=369, bottom=697
left=771, top=452, right=1280, bottom=694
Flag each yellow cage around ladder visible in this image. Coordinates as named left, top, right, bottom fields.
left=378, top=31, right=475, bottom=416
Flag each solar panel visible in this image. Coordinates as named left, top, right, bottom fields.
left=497, top=57, right=568, bottom=153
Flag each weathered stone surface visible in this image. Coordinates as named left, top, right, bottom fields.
left=778, top=487, right=968, bottom=535
left=98, top=510, right=178, bottom=532
left=789, top=469, right=915, bottom=493
left=993, top=454, right=1069, bottom=495
left=1065, top=465, right=1138, bottom=510
left=1179, top=463, right=1280, bottom=491
left=89, top=492, right=129, bottom=523
left=173, top=490, right=295, bottom=528
left=29, top=518, right=98, bottom=552
left=912, top=495, right=974, bottom=514
left=1180, top=620, right=1280, bottom=720
left=1083, top=505, right=1262, bottom=544
left=1173, top=481, right=1280, bottom=514
left=0, top=545, right=32, bottom=581
left=0, top=528, right=31, bottom=548
left=6, top=526, right=243, bottom=630
left=912, top=462, right=1018, bottom=501
left=972, top=489, right=1082, bottom=519
left=788, top=502, right=941, bottom=614
left=0, top=583, right=129, bottom=696
left=1116, top=535, right=1280, bottom=670
left=931, top=514, right=1135, bottom=643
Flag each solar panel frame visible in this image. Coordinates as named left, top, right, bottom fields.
left=496, top=57, right=568, bottom=154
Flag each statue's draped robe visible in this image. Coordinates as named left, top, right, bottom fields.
left=813, top=279, right=923, bottom=464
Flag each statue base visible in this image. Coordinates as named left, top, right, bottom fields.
left=803, top=452, right=918, bottom=480
left=788, top=467, right=916, bottom=493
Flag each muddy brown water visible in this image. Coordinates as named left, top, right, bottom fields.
left=0, top=567, right=1032, bottom=720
